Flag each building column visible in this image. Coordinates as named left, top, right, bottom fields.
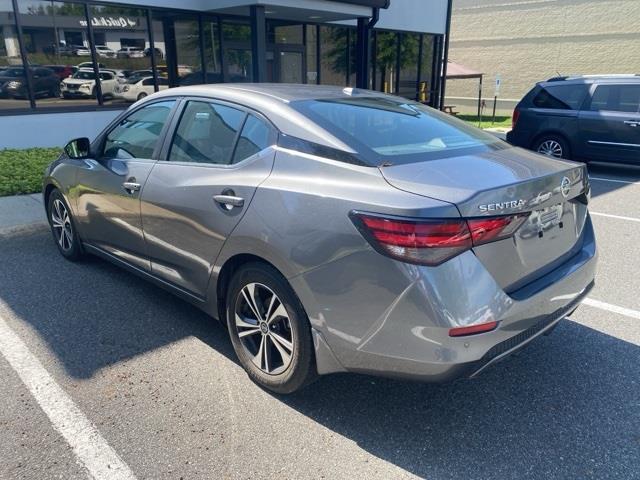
left=355, top=17, right=369, bottom=89
left=250, top=5, right=266, bottom=82
left=2, top=25, right=20, bottom=58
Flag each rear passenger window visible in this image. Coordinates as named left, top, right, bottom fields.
left=532, top=85, right=588, bottom=110
left=232, top=115, right=272, bottom=164
left=589, top=85, right=640, bottom=113
left=168, top=101, right=245, bottom=164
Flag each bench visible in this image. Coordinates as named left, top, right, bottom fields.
left=443, top=105, right=459, bottom=115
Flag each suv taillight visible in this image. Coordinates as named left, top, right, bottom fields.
left=512, top=108, right=520, bottom=129
left=351, top=212, right=529, bottom=266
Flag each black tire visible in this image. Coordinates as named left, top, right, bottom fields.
left=533, top=134, right=571, bottom=160
left=226, top=262, right=316, bottom=394
left=137, top=92, right=147, bottom=101
left=47, top=189, right=84, bottom=261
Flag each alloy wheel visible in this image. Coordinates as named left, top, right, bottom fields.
left=51, top=198, right=73, bottom=251
left=234, top=282, right=294, bottom=375
left=537, top=140, right=563, bottom=158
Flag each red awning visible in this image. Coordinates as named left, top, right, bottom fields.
left=446, top=61, right=483, bottom=80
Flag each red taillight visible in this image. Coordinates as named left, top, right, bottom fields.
left=449, top=321, right=498, bottom=337
left=512, top=108, right=520, bottom=129
left=467, top=214, right=529, bottom=246
left=352, top=212, right=529, bottom=266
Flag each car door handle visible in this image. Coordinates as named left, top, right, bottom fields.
left=624, top=120, right=639, bottom=127
left=123, top=181, right=141, bottom=193
left=213, top=194, right=244, bottom=209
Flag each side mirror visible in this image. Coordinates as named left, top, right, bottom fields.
left=64, top=137, right=91, bottom=159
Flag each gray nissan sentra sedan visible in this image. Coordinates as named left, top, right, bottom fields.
left=43, top=84, right=597, bottom=393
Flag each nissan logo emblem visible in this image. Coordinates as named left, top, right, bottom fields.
left=561, top=177, right=571, bottom=198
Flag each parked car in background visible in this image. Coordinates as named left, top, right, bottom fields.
left=43, top=43, right=75, bottom=56
left=508, top=75, right=640, bottom=164
left=143, top=47, right=163, bottom=59
left=0, top=67, right=59, bottom=98
left=114, top=76, right=168, bottom=101
left=76, top=62, right=106, bottom=70
left=72, top=45, right=91, bottom=56
left=95, top=45, right=117, bottom=58
left=43, top=84, right=596, bottom=394
left=43, top=65, right=77, bottom=81
left=126, top=69, right=154, bottom=83
left=117, top=47, right=144, bottom=58
left=60, top=68, right=118, bottom=99
left=103, top=68, right=130, bottom=84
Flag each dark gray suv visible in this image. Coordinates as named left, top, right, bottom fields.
left=507, top=75, right=640, bottom=164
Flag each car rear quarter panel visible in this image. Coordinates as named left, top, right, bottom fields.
left=210, top=147, right=459, bottom=331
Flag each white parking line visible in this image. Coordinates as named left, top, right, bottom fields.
left=590, top=177, right=640, bottom=185
left=0, top=313, right=137, bottom=480
left=584, top=298, right=640, bottom=320
left=590, top=211, right=640, bottom=223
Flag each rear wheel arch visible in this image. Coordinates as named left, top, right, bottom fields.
left=215, top=254, right=286, bottom=325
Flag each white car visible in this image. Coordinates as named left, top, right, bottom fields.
left=60, top=69, right=118, bottom=99
left=95, top=45, right=116, bottom=58
left=114, top=76, right=169, bottom=102
left=72, top=45, right=91, bottom=56
left=117, top=47, right=144, bottom=58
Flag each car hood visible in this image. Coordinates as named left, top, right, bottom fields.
left=64, top=78, right=95, bottom=85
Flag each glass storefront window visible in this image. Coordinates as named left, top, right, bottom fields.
left=88, top=4, right=153, bottom=105
left=203, top=18, right=222, bottom=83
left=174, top=18, right=202, bottom=86
left=267, top=21, right=302, bottom=45
left=222, top=19, right=251, bottom=83
left=420, top=34, right=435, bottom=104
left=374, top=31, right=397, bottom=93
left=0, top=0, right=30, bottom=110
left=397, top=33, right=420, bottom=99
left=15, top=1, right=96, bottom=108
left=305, top=25, right=318, bottom=85
left=320, top=25, right=349, bottom=87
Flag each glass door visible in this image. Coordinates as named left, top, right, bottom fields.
left=266, top=46, right=304, bottom=84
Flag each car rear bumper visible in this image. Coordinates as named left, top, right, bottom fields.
left=294, top=215, right=597, bottom=381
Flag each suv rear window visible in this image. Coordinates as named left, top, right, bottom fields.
left=532, top=84, right=589, bottom=110
left=290, top=97, right=502, bottom=166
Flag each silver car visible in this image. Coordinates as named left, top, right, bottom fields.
left=43, top=84, right=597, bottom=393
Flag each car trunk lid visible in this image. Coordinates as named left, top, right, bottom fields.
left=379, top=146, right=590, bottom=292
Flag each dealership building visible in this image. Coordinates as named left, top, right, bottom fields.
left=0, top=0, right=452, bottom=148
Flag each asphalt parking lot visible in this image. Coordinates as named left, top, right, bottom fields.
left=0, top=162, right=639, bottom=480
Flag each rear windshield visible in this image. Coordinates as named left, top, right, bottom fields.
left=290, top=97, right=503, bottom=166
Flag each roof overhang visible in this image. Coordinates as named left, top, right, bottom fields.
left=206, top=0, right=376, bottom=22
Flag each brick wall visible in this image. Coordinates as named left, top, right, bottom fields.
left=446, top=0, right=640, bottom=113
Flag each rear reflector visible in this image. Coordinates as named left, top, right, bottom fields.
left=449, top=321, right=498, bottom=337
left=351, top=212, right=530, bottom=266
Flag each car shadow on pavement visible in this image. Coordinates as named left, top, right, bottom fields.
left=1, top=230, right=638, bottom=479
left=280, top=322, right=640, bottom=479
left=0, top=230, right=239, bottom=379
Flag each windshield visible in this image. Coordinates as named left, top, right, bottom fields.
left=291, top=97, right=504, bottom=166
left=73, top=71, right=96, bottom=80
